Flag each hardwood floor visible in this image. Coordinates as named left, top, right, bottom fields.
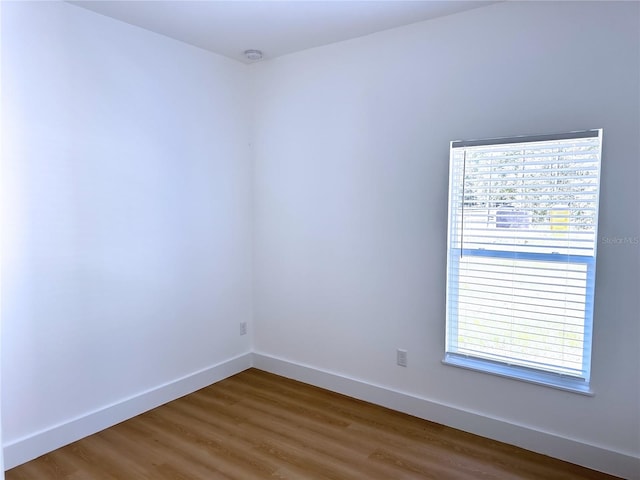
left=6, top=368, right=620, bottom=479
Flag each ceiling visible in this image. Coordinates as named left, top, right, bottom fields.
left=69, top=1, right=498, bottom=64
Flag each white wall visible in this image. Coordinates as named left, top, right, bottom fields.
left=252, top=1, right=639, bottom=477
left=1, top=1, right=252, bottom=466
left=0, top=3, right=5, bottom=477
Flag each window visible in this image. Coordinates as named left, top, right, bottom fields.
left=444, top=130, right=602, bottom=394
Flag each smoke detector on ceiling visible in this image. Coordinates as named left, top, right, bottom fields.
left=244, top=49, right=263, bottom=61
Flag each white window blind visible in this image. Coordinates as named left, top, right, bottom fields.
left=444, top=130, right=602, bottom=393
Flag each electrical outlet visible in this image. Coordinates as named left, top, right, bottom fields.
left=240, top=322, right=247, bottom=336
left=397, top=349, right=407, bottom=367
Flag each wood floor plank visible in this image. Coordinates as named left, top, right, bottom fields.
left=6, top=368, right=621, bottom=480
left=111, top=419, right=232, bottom=480
left=169, top=393, right=407, bottom=479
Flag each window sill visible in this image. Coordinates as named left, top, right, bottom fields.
left=442, top=353, right=594, bottom=396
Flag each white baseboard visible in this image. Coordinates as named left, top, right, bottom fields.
left=253, top=352, right=640, bottom=480
left=3, top=353, right=253, bottom=470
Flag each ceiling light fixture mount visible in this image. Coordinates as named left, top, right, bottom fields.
left=244, top=49, right=263, bottom=61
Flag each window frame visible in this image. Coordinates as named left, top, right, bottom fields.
left=443, top=130, right=602, bottom=395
